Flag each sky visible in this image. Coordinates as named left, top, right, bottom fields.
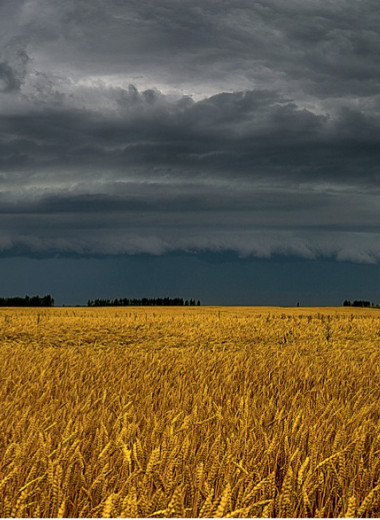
left=0, top=0, right=379, bottom=305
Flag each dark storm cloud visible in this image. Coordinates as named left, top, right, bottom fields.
left=0, top=61, right=21, bottom=93
left=1, top=88, right=379, bottom=184
left=2, top=0, right=379, bottom=99
left=0, top=0, right=379, bottom=263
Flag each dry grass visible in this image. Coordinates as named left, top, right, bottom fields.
left=0, top=306, right=379, bottom=517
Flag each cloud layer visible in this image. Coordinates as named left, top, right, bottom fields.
left=0, top=0, right=379, bottom=263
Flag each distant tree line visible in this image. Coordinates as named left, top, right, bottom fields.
left=0, top=295, right=54, bottom=307
left=343, top=300, right=379, bottom=308
left=87, top=297, right=200, bottom=307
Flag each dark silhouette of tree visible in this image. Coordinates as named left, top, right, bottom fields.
left=87, top=297, right=199, bottom=307
left=0, top=294, right=54, bottom=306
left=343, top=299, right=377, bottom=308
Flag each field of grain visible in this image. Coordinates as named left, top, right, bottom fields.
left=0, top=306, right=379, bottom=518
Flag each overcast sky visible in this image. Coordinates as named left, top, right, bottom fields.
left=0, top=0, right=379, bottom=304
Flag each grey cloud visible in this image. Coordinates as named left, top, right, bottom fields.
left=0, top=1, right=379, bottom=265
left=0, top=171, right=379, bottom=263
left=0, top=61, right=21, bottom=92
left=0, top=46, right=29, bottom=96
left=1, top=0, right=379, bottom=102
left=0, top=88, right=379, bottom=186
left=0, top=228, right=379, bottom=265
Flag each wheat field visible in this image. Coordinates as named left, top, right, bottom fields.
left=0, top=306, right=379, bottom=518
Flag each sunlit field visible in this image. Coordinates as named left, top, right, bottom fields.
left=0, top=306, right=379, bottom=518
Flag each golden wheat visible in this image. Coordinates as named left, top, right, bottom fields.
left=0, top=306, right=379, bottom=517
